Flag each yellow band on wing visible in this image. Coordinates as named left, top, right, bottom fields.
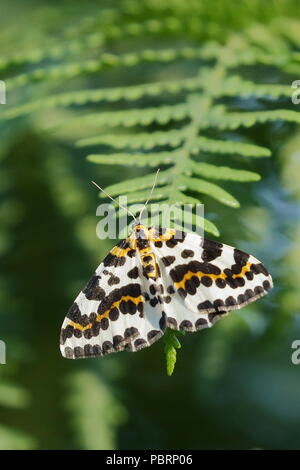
left=148, top=228, right=175, bottom=242
left=69, top=295, right=143, bottom=331
left=174, top=262, right=252, bottom=290
left=110, top=245, right=133, bottom=257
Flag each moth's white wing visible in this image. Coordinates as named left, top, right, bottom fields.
left=60, top=240, right=164, bottom=359
left=151, top=230, right=273, bottom=332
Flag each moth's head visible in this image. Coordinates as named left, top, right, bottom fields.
left=131, top=223, right=150, bottom=240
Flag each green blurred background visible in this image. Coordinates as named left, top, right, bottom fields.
left=0, top=0, right=300, bottom=450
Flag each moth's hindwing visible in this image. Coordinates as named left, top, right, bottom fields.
left=151, top=230, right=273, bottom=332
left=60, top=239, right=165, bottom=359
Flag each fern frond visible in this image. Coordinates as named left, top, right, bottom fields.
left=0, top=33, right=104, bottom=72
left=6, top=46, right=210, bottom=91
left=2, top=10, right=300, bottom=246
left=77, top=129, right=186, bottom=150
left=74, top=103, right=188, bottom=129
left=190, top=136, right=271, bottom=157
left=2, top=78, right=201, bottom=120
left=189, top=161, right=261, bottom=181
left=163, top=329, right=185, bottom=376
left=220, top=76, right=293, bottom=99
left=207, top=109, right=300, bottom=130
left=101, top=170, right=172, bottom=195
left=181, top=176, right=240, bottom=208
left=88, top=150, right=179, bottom=167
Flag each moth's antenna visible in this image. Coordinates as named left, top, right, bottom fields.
left=138, top=168, right=160, bottom=222
left=91, top=181, right=137, bottom=222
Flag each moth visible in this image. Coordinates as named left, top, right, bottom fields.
left=60, top=173, right=273, bottom=359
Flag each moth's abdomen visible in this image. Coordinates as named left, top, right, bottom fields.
left=140, top=250, right=159, bottom=279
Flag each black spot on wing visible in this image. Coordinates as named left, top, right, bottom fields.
left=161, top=256, right=176, bottom=267
left=147, top=330, right=162, bottom=344
left=127, top=249, right=136, bottom=258
left=103, top=252, right=126, bottom=267
left=251, top=263, right=269, bottom=277
left=167, top=285, right=175, bottom=294
left=254, top=285, right=264, bottom=295
left=74, top=329, right=82, bottom=338
left=195, top=318, right=208, bottom=330
left=263, top=280, right=271, bottom=290
left=83, top=344, right=94, bottom=357
left=167, top=317, right=177, bottom=329
left=102, top=341, right=113, bottom=355
left=226, top=276, right=245, bottom=289
left=181, top=249, right=194, bottom=259
left=213, top=299, right=224, bottom=309
left=89, top=312, right=96, bottom=321
left=201, top=276, right=212, bottom=287
left=74, top=347, right=84, bottom=358
left=166, top=238, right=178, bottom=248
left=83, top=329, right=92, bottom=339
left=64, top=347, right=74, bottom=359
left=198, top=300, right=213, bottom=311
left=108, top=275, right=120, bottom=286
left=179, top=320, right=193, bottom=331
left=119, top=299, right=137, bottom=315
left=66, top=302, right=81, bottom=322
left=134, top=338, right=147, bottom=350
left=149, top=285, right=156, bottom=295
left=127, top=266, right=139, bottom=279
left=177, top=287, right=187, bottom=299
left=201, top=239, right=223, bottom=262
left=83, top=275, right=106, bottom=301
left=124, top=327, right=139, bottom=341
left=185, top=276, right=200, bottom=295
left=234, top=248, right=250, bottom=267
left=60, top=325, right=74, bottom=345
left=113, top=335, right=125, bottom=350
left=225, top=296, right=237, bottom=306
left=78, top=314, right=89, bottom=328
left=109, top=307, right=119, bottom=321
left=216, top=278, right=226, bottom=289
left=91, top=321, right=101, bottom=336
left=100, top=318, right=109, bottom=330
left=154, top=241, right=163, bottom=248
left=150, top=297, right=159, bottom=307
left=170, top=260, right=221, bottom=283
left=92, top=345, right=102, bottom=357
